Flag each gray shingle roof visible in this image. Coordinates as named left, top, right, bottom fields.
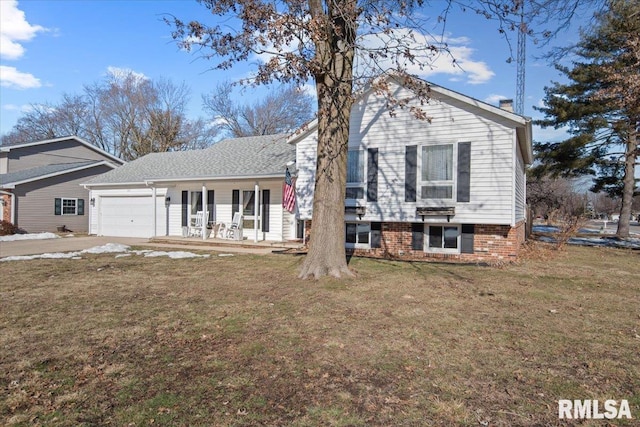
left=0, top=161, right=102, bottom=187
left=84, top=134, right=294, bottom=185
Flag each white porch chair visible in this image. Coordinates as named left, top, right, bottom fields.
left=188, top=211, right=204, bottom=237
left=225, top=212, right=243, bottom=240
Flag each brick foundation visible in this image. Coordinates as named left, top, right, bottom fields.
left=304, top=220, right=526, bottom=263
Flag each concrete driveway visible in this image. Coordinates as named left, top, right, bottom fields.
left=0, top=236, right=149, bottom=257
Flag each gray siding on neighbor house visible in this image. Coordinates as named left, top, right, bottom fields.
left=7, top=139, right=115, bottom=173
left=13, top=165, right=113, bottom=233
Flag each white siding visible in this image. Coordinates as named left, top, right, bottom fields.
left=296, top=81, right=519, bottom=225
left=166, top=179, right=287, bottom=241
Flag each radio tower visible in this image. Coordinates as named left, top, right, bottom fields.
left=515, top=2, right=526, bottom=115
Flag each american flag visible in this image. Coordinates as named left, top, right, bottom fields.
left=282, top=167, right=296, bottom=213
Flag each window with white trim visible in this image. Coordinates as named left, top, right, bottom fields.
left=426, top=225, right=460, bottom=253
left=345, top=222, right=370, bottom=248
left=62, top=198, right=77, bottom=215
left=346, top=149, right=365, bottom=200
left=420, top=144, right=455, bottom=200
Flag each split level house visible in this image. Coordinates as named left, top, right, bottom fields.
left=293, top=75, right=532, bottom=262
left=0, top=136, right=124, bottom=233
left=84, top=74, right=532, bottom=262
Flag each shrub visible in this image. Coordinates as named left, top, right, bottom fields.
left=0, top=220, right=19, bottom=236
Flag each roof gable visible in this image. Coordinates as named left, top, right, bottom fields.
left=287, top=73, right=533, bottom=164
left=0, top=135, right=125, bottom=165
left=0, top=161, right=118, bottom=189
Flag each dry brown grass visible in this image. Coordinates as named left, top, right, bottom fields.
left=1, top=244, right=638, bottom=426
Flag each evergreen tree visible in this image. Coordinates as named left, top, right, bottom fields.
left=534, top=0, right=639, bottom=237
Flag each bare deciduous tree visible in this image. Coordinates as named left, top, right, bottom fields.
left=203, top=82, right=315, bottom=138
left=1, top=70, right=218, bottom=160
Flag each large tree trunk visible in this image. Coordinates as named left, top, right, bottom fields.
left=299, top=0, right=356, bottom=279
left=616, top=122, right=638, bottom=238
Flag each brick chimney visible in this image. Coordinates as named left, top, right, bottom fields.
left=499, top=99, right=514, bottom=112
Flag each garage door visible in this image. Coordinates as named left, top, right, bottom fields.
left=100, top=196, right=161, bottom=238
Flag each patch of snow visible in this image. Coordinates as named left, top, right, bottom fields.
left=537, top=235, right=640, bottom=249
left=0, top=232, right=59, bottom=242
left=144, top=250, right=210, bottom=259
left=115, top=253, right=132, bottom=258
left=218, top=253, right=234, bottom=257
left=1, top=243, right=211, bottom=262
left=532, top=225, right=560, bottom=233
left=82, top=243, right=131, bottom=254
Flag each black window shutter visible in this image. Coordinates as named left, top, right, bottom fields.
left=77, top=199, right=85, bottom=215
left=54, top=198, right=62, bottom=215
left=411, top=222, right=424, bottom=250
left=371, top=222, right=382, bottom=248
left=367, top=148, right=378, bottom=202
left=405, top=145, right=417, bottom=202
left=181, top=191, right=188, bottom=227
left=461, top=224, right=475, bottom=254
left=207, top=190, right=215, bottom=223
left=457, top=142, right=471, bottom=202
left=232, top=190, right=240, bottom=216
left=262, top=190, right=270, bottom=232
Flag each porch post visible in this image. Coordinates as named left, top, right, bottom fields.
left=254, top=182, right=259, bottom=242
left=152, top=186, right=157, bottom=237
left=202, top=184, right=207, bottom=240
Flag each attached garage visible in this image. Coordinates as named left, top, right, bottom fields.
left=98, top=195, right=165, bottom=238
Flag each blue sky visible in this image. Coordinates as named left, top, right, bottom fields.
left=1, top=0, right=592, bottom=140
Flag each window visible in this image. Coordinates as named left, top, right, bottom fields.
left=242, top=190, right=255, bottom=216
left=345, top=222, right=370, bottom=248
left=55, top=198, right=84, bottom=216
left=420, top=144, right=454, bottom=199
left=427, top=225, right=460, bottom=252
left=346, top=149, right=365, bottom=200
left=62, top=198, right=77, bottom=215
left=190, top=191, right=202, bottom=215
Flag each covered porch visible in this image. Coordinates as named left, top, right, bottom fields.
left=162, top=177, right=297, bottom=243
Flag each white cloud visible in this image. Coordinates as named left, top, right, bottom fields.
left=532, top=124, right=570, bottom=143
left=0, top=65, right=41, bottom=89
left=355, top=29, right=494, bottom=85
left=484, top=93, right=509, bottom=105
left=0, top=0, right=46, bottom=60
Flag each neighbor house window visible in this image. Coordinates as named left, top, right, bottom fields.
left=420, top=144, right=454, bottom=199
left=346, top=149, right=365, bottom=200
left=54, top=198, right=84, bottom=216
left=62, top=198, right=77, bottom=215
left=345, top=222, right=370, bottom=248
left=427, top=225, right=460, bottom=252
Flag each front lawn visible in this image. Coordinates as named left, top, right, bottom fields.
left=1, top=243, right=638, bottom=426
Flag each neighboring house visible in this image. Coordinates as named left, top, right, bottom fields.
left=82, top=134, right=300, bottom=241
left=0, top=136, right=124, bottom=233
left=292, top=75, right=533, bottom=262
